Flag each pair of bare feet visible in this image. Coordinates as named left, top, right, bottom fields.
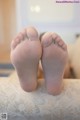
left=10, top=26, right=68, bottom=95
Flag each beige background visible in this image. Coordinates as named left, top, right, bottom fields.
left=0, top=0, right=17, bottom=62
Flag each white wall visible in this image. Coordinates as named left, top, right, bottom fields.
left=16, top=0, right=80, bottom=43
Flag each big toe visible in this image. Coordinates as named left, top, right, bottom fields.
left=41, top=32, right=53, bottom=47
left=26, top=26, right=39, bottom=40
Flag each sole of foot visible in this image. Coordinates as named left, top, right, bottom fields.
left=41, top=32, right=68, bottom=95
left=10, top=26, right=42, bottom=92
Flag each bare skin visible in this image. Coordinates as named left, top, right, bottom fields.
left=41, top=32, right=68, bottom=95
left=10, top=27, right=42, bottom=92
left=11, top=26, right=68, bottom=95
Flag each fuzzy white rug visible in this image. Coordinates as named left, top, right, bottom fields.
left=0, top=72, right=80, bottom=120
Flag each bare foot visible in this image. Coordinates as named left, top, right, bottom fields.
left=41, top=32, right=68, bottom=95
left=10, top=27, right=42, bottom=92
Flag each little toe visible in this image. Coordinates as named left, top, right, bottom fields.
left=11, top=33, right=24, bottom=50
left=11, top=40, right=16, bottom=50
left=11, top=38, right=20, bottom=50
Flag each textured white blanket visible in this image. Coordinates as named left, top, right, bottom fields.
left=0, top=73, right=80, bottom=120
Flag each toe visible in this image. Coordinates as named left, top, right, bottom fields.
left=11, top=38, right=20, bottom=50
left=11, top=34, right=22, bottom=50
left=41, top=32, right=53, bottom=47
left=52, top=33, right=63, bottom=46
left=11, top=30, right=27, bottom=50
left=58, top=39, right=64, bottom=46
left=57, top=38, right=67, bottom=51
left=21, top=29, right=27, bottom=40
left=26, top=26, right=39, bottom=40
left=18, top=32, right=24, bottom=41
left=52, top=33, right=67, bottom=51
left=62, top=44, right=67, bottom=51
left=52, top=33, right=59, bottom=40
left=56, top=37, right=62, bottom=43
